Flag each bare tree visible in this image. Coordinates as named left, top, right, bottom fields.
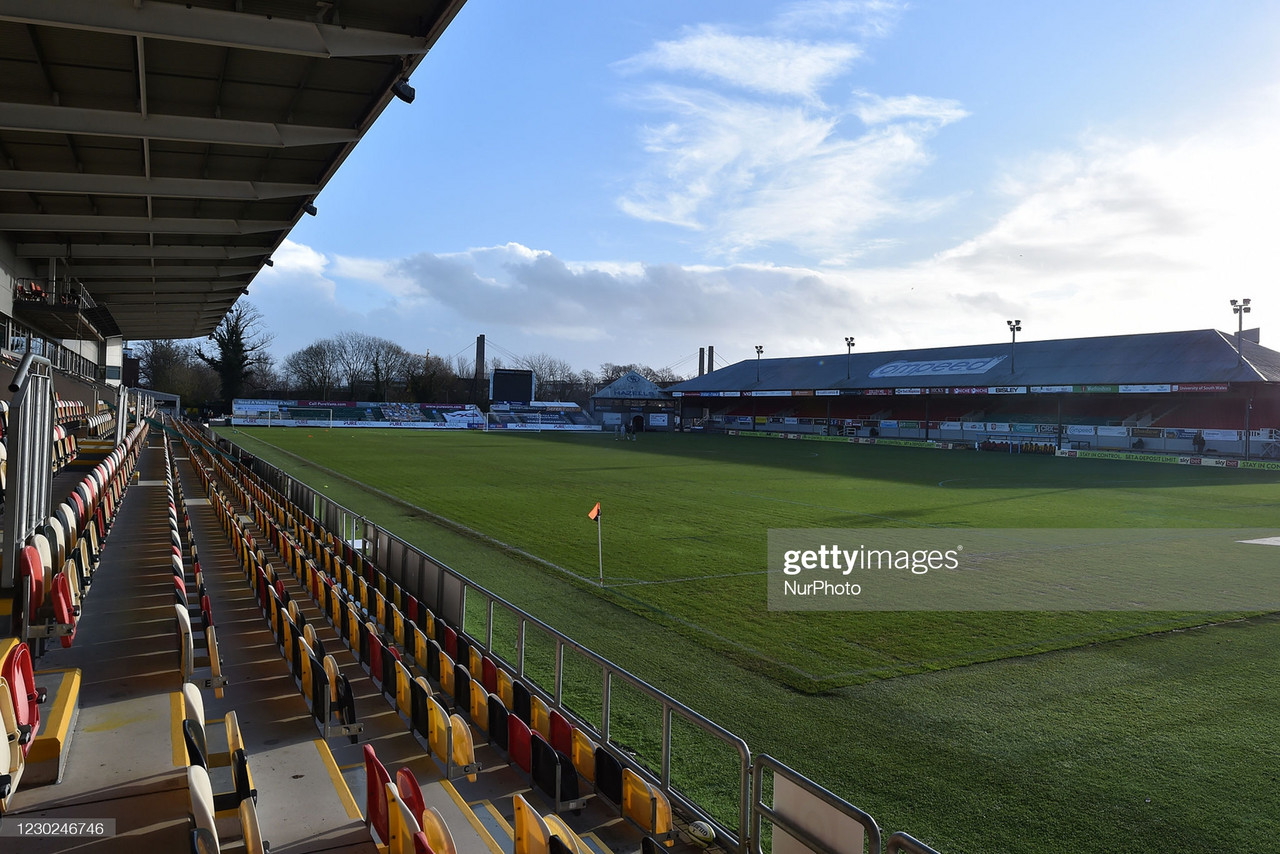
left=135, top=338, right=220, bottom=405
left=332, top=330, right=374, bottom=399
left=283, top=339, right=340, bottom=399
left=366, top=336, right=413, bottom=401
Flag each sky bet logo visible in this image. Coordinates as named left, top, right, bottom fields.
left=782, top=544, right=961, bottom=576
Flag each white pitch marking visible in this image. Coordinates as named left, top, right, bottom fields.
left=1238, top=536, right=1280, bottom=546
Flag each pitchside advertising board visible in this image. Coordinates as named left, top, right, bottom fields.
left=231, top=399, right=486, bottom=428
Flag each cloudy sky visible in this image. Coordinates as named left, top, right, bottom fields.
left=249, top=0, right=1280, bottom=376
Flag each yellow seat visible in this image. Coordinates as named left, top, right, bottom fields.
left=544, top=814, right=589, bottom=854
left=497, top=668, right=514, bottom=710
left=427, top=696, right=450, bottom=765
left=439, top=652, right=455, bottom=697
left=570, top=728, right=596, bottom=783
left=622, top=768, right=673, bottom=841
left=395, top=661, right=413, bottom=720
left=388, top=781, right=421, bottom=854
left=531, top=694, right=551, bottom=740
left=513, top=793, right=550, bottom=854
left=421, top=806, right=457, bottom=854
left=449, top=713, right=477, bottom=782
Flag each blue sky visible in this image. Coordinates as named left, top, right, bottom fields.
left=252, top=0, right=1280, bottom=376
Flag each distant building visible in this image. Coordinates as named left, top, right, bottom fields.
left=590, top=371, right=678, bottom=432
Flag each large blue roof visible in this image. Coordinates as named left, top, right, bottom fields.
left=671, top=329, right=1280, bottom=393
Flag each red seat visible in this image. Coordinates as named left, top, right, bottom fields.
left=396, top=767, right=426, bottom=823
left=549, top=710, right=572, bottom=755
left=363, top=744, right=392, bottom=845
left=368, top=636, right=385, bottom=687
left=19, top=545, right=45, bottom=624
left=1, top=641, right=42, bottom=755
left=481, top=656, right=498, bottom=694
left=509, top=715, right=532, bottom=773
left=443, top=626, right=457, bottom=661
left=51, top=573, right=77, bottom=648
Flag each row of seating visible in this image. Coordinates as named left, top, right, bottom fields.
left=173, top=421, right=677, bottom=849
left=54, top=398, right=89, bottom=425
left=17, top=420, right=148, bottom=657
left=161, top=434, right=264, bottom=854
left=0, top=398, right=88, bottom=441
left=165, top=440, right=225, bottom=701
left=51, top=424, right=77, bottom=472
left=85, top=412, right=115, bottom=439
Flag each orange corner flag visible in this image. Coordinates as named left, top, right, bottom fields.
left=588, top=502, right=601, bottom=521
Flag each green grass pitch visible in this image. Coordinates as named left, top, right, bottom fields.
left=221, top=427, right=1280, bottom=854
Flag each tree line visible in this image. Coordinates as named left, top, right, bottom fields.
left=134, top=303, right=686, bottom=412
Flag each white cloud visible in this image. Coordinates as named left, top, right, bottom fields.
left=774, top=0, right=906, bottom=39
left=854, top=93, right=970, bottom=127
left=617, top=25, right=860, bottom=101
left=616, top=3, right=962, bottom=262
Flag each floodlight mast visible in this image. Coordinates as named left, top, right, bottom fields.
left=845, top=336, right=855, bottom=379
left=1231, top=298, right=1251, bottom=366
left=1007, top=319, right=1022, bottom=373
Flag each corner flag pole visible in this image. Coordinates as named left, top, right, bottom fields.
left=589, top=502, right=603, bottom=586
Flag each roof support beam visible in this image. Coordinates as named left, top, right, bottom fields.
left=94, top=292, right=238, bottom=305
left=0, top=103, right=360, bottom=147
left=17, top=243, right=273, bottom=260
left=0, top=213, right=289, bottom=234
left=85, top=280, right=248, bottom=291
left=0, top=170, right=317, bottom=200
left=38, top=264, right=256, bottom=278
left=0, top=0, right=430, bottom=58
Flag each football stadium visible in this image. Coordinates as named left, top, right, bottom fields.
left=1, top=4, right=1279, bottom=854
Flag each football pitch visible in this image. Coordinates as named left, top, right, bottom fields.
left=221, top=427, right=1280, bottom=853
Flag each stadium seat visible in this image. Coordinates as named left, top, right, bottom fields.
left=621, top=769, right=673, bottom=844
left=395, top=661, right=414, bottom=721
left=570, top=728, right=596, bottom=784
left=396, top=767, right=427, bottom=826
left=513, top=680, right=532, bottom=724
left=549, top=711, right=572, bottom=755
left=488, top=693, right=510, bottom=751
left=363, top=744, right=392, bottom=846
left=531, top=732, right=583, bottom=810
left=509, top=715, right=533, bottom=774
left=513, top=793, right=551, bottom=854
left=544, top=814, right=590, bottom=854
left=388, top=781, right=421, bottom=854
left=453, top=664, right=472, bottom=719
left=469, top=677, right=489, bottom=731
left=594, top=748, right=623, bottom=805
left=531, top=694, right=551, bottom=739
left=449, top=713, right=478, bottom=782
left=411, top=677, right=434, bottom=740
left=481, top=656, right=498, bottom=694
left=0, top=677, right=25, bottom=812
left=420, top=806, right=457, bottom=854
left=1, top=640, right=45, bottom=753
left=497, top=667, right=514, bottom=710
